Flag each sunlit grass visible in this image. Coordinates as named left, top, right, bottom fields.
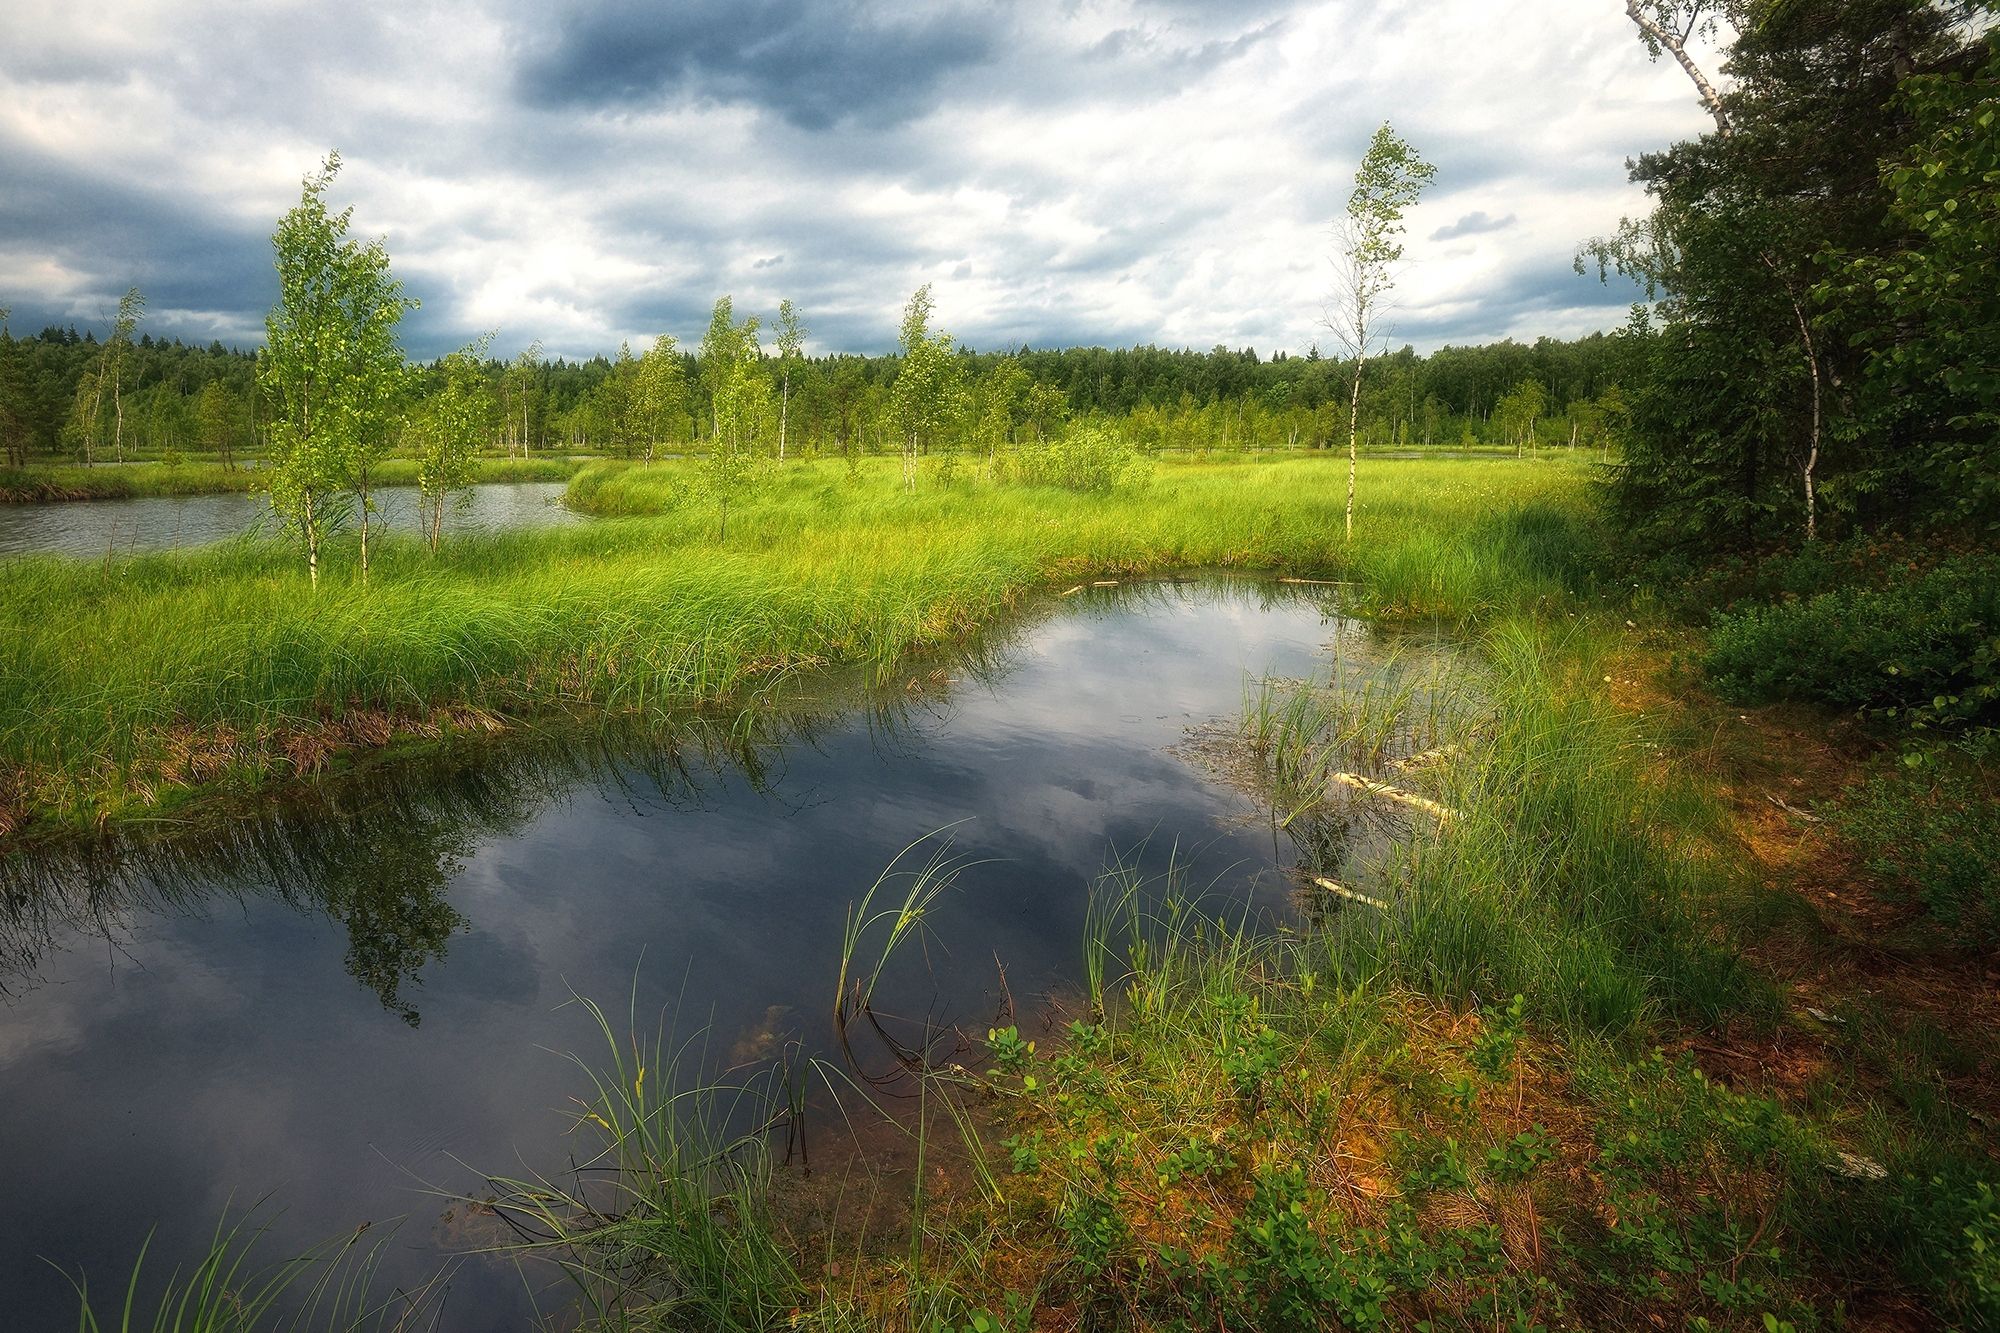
left=0, top=453, right=1600, bottom=832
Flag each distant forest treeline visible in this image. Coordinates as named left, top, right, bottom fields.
left=0, top=317, right=1647, bottom=467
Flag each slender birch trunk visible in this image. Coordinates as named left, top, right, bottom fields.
left=1623, top=0, right=1731, bottom=133
left=1346, top=353, right=1365, bottom=541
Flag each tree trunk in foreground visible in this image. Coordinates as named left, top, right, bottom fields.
left=1346, top=357, right=1365, bottom=540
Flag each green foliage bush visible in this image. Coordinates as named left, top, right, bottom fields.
left=1010, top=424, right=1142, bottom=492
left=1826, top=758, right=2000, bottom=946
left=1703, top=554, right=2000, bottom=725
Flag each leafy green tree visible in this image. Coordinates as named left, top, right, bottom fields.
left=598, top=341, right=639, bottom=456
left=698, top=296, right=742, bottom=440
left=889, top=286, right=967, bottom=489
left=1328, top=123, right=1435, bottom=538
left=696, top=297, right=769, bottom=537
left=774, top=299, right=806, bottom=461
left=976, top=357, right=1030, bottom=458
left=1592, top=0, right=1978, bottom=549
left=1025, top=383, right=1069, bottom=443
left=259, top=153, right=418, bottom=587
left=827, top=356, right=868, bottom=471
left=633, top=334, right=688, bottom=461
left=1828, top=28, right=2000, bottom=528
left=0, top=305, right=29, bottom=467
left=412, top=337, right=492, bottom=550
left=103, top=287, right=143, bottom=462
left=195, top=380, right=236, bottom=469
left=1493, top=379, right=1547, bottom=457
left=501, top=341, right=543, bottom=455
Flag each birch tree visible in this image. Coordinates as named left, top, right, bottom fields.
left=104, top=288, right=144, bottom=462
left=1327, top=123, right=1434, bottom=539
left=412, top=337, right=491, bottom=550
left=889, top=285, right=966, bottom=491
left=196, top=381, right=235, bottom=469
left=501, top=341, right=543, bottom=455
left=1494, top=380, right=1547, bottom=457
left=259, top=152, right=418, bottom=588
left=698, top=299, right=769, bottom=538
left=774, top=299, right=805, bottom=461
left=1621, top=0, right=1735, bottom=129
left=633, top=334, right=688, bottom=462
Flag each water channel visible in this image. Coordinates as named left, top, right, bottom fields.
left=0, top=578, right=1448, bottom=1327
left=0, top=482, right=583, bottom=559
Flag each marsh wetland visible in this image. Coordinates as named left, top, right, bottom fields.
left=0, top=577, right=1451, bottom=1326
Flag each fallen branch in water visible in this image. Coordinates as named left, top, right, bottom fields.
left=1277, top=576, right=1355, bottom=586
left=1059, top=585, right=1085, bottom=597
left=1309, top=875, right=1389, bottom=910
left=1329, top=772, right=1458, bottom=822
left=1390, top=743, right=1461, bottom=771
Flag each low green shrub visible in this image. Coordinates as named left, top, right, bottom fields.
left=1825, top=755, right=2000, bottom=946
left=1009, top=424, right=1143, bottom=492
left=1703, top=554, right=2000, bottom=726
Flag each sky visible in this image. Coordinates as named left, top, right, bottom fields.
left=0, top=1, right=1719, bottom=361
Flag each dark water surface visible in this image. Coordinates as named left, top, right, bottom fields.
left=0, top=481, right=582, bottom=559
left=0, top=580, right=1441, bottom=1327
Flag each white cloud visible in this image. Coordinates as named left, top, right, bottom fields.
left=0, top=0, right=1718, bottom=357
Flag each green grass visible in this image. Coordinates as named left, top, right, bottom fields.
left=0, top=463, right=265, bottom=501
left=0, top=455, right=586, bottom=503
left=537, top=622, right=1975, bottom=1331
left=48, top=448, right=2000, bottom=1330
left=0, top=453, right=1599, bottom=835
left=1243, top=621, right=1758, bottom=1036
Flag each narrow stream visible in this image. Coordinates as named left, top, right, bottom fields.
left=0, top=481, right=583, bottom=559
left=0, top=578, right=1452, bottom=1327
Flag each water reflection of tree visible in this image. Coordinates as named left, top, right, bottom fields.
left=319, top=809, right=473, bottom=1027
left=0, top=698, right=902, bottom=1020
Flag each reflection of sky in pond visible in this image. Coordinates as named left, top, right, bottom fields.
left=0, top=481, right=582, bottom=559
left=0, top=579, right=1448, bottom=1328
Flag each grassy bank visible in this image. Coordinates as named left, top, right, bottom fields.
left=447, top=620, right=1998, bottom=1331
left=0, top=454, right=1596, bottom=837
left=0, top=455, right=587, bottom=503
left=55, top=453, right=2000, bottom=1330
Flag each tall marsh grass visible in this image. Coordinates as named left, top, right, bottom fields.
left=0, top=454, right=1599, bottom=833
left=1245, top=620, right=1756, bottom=1034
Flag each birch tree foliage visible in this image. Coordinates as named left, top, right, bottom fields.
left=196, top=380, right=235, bottom=470
left=104, top=287, right=145, bottom=462
left=258, top=152, right=417, bottom=587
left=696, top=297, right=769, bottom=538
left=1327, top=123, right=1435, bottom=539
left=775, top=299, right=806, bottom=461
left=633, top=334, right=687, bottom=460
left=889, top=285, right=967, bottom=491
left=1494, top=379, right=1548, bottom=456
left=501, top=340, right=543, bottom=455
left=412, top=335, right=492, bottom=550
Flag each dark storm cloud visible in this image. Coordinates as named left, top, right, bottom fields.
left=1398, top=260, right=1646, bottom=345
left=0, top=143, right=269, bottom=340
left=1431, top=210, right=1517, bottom=241
left=515, top=0, right=1002, bottom=130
